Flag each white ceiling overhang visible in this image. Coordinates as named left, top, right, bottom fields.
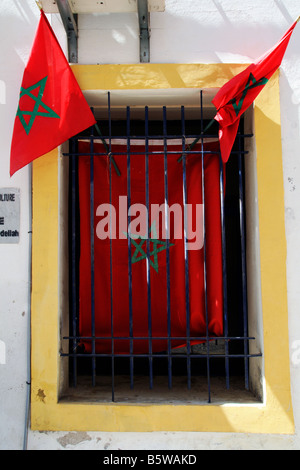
left=83, top=89, right=218, bottom=120
left=40, top=0, right=164, bottom=62
left=40, top=0, right=165, bottom=14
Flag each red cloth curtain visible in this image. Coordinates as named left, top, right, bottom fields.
left=78, top=140, right=223, bottom=354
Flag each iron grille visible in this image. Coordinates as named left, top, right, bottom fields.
left=62, top=91, right=262, bottom=403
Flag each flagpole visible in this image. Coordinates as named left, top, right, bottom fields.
left=35, top=1, right=42, bottom=10
left=177, top=118, right=216, bottom=163
left=94, top=122, right=121, bottom=176
left=23, top=163, right=33, bottom=450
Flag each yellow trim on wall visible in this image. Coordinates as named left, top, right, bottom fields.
left=30, top=64, right=294, bottom=433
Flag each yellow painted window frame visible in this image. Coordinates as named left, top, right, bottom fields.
left=30, top=63, right=294, bottom=433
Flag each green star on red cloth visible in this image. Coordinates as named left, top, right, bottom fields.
left=16, top=76, right=60, bottom=135
left=125, top=221, right=174, bottom=273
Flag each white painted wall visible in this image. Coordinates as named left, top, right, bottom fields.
left=1, top=0, right=300, bottom=450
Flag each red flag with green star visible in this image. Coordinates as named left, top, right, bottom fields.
left=212, top=19, right=298, bottom=163
left=10, top=9, right=96, bottom=176
left=77, top=140, right=224, bottom=354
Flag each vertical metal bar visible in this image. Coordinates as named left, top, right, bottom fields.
left=56, top=0, right=78, bottom=63
left=71, top=138, right=78, bottom=388
left=127, top=106, right=134, bottom=389
left=200, top=91, right=211, bottom=403
left=219, top=156, right=230, bottom=389
left=145, top=106, right=153, bottom=389
left=90, top=110, right=96, bottom=387
left=181, top=105, right=191, bottom=390
left=238, top=128, right=249, bottom=390
left=108, top=92, right=115, bottom=402
left=137, top=0, right=150, bottom=63
left=163, top=106, right=172, bottom=389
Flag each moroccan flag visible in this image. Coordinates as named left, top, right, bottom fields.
left=212, top=19, right=298, bottom=163
left=10, top=10, right=96, bottom=176
left=77, top=140, right=223, bottom=354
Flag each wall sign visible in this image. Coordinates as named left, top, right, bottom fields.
left=0, top=188, right=20, bottom=244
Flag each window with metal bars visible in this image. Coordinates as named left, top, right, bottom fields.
left=62, top=91, right=262, bottom=404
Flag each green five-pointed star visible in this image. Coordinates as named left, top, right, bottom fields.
left=17, top=76, right=60, bottom=134
left=125, top=221, right=174, bottom=273
left=229, top=72, right=269, bottom=117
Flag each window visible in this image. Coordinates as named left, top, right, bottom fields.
left=30, top=64, right=294, bottom=433
left=62, top=90, right=262, bottom=404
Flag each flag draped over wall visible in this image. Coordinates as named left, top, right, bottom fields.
left=10, top=9, right=96, bottom=176
left=212, top=19, right=299, bottom=163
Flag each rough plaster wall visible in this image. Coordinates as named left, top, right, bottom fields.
left=27, top=430, right=298, bottom=451
left=1, top=0, right=300, bottom=450
left=0, top=0, right=36, bottom=451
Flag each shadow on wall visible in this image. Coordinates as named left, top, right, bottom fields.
left=148, top=0, right=299, bottom=64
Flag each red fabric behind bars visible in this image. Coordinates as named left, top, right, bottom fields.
left=78, top=140, right=223, bottom=354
